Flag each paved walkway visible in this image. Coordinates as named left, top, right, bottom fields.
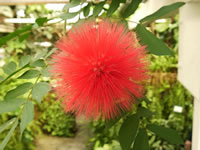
left=36, top=117, right=92, bottom=150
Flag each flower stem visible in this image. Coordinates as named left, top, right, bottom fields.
left=0, top=64, right=29, bottom=86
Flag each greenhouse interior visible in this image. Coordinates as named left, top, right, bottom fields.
left=0, top=0, right=199, bottom=150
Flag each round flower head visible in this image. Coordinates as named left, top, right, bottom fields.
left=52, top=20, right=149, bottom=119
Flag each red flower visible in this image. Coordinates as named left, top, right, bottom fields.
left=51, top=21, right=149, bottom=119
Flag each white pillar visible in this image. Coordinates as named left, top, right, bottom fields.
left=192, top=99, right=200, bottom=150
left=178, top=1, right=200, bottom=101
left=178, top=1, right=200, bottom=150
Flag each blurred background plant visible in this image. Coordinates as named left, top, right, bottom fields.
left=37, top=93, right=76, bottom=137
left=0, top=4, right=76, bottom=150
left=0, top=85, right=76, bottom=150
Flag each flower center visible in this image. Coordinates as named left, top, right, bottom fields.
left=92, top=61, right=105, bottom=75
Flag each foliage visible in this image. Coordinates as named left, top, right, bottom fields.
left=89, top=74, right=192, bottom=150
left=89, top=119, right=122, bottom=149
left=0, top=5, right=74, bottom=147
left=146, top=82, right=192, bottom=150
left=88, top=15, right=192, bottom=150
left=0, top=0, right=187, bottom=150
left=95, top=140, right=121, bottom=150
left=0, top=84, right=76, bottom=150
left=0, top=113, right=36, bottom=150
left=37, top=94, right=76, bottom=137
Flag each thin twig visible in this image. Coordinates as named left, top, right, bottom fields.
left=0, top=64, right=29, bottom=86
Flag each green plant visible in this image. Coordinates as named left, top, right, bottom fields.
left=38, top=94, right=76, bottom=137
left=95, top=140, right=121, bottom=150
left=89, top=119, right=122, bottom=149
left=0, top=85, right=76, bottom=150
left=89, top=14, right=193, bottom=150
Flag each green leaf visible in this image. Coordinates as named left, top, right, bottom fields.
left=34, top=49, right=48, bottom=60
left=0, top=118, right=16, bottom=134
left=0, top=119, right=18, bottom=150
left=135, top=24, right=173, bottom=56
left=133, top=129, right=149, bottom=150
left=36, top=17, right=48, bottom=26
left=119, top=114, right=139, bottom=150
left=19, top=55, right=31, bottom=68
left=2, top=62, right=17, bottom=75
left=140, top=2, right=185, bottom=24
left=122, top=0, right=142, bottom=18
left=31, top=59, right=46, bottom=67
left=19, top=32, right=31, bottom=42
left=63, top=0, right=81, bottom=11
left=32, top=82, right=51, bottom=103
left=155, top=22, right=170, bottom=32
left=20, top=101, right=34, bottom=138
left=5, top=83, right=33, bottom=100
left=60, top=12, right=79, bottom=20
left=105, top=119, right=120, bottom=129
left=93, top=1, right=105, bottom=17
left=0, top=98, right=25, bottom=114
left=137, top=107, right=153, bottom=118
left=0, top=25, right=32, bottom=47
left=0, top=76, right=3, bottom=82
left=142, top=97, right=151, bottom=104
left=83, top=3, right=91, bottom=17
left=19, top=70, right=40, bottom=79
left=106, top=111, right=128, bottom=128
left=45, top=48, right=57, bottom=58
left=41, top=67, right=50, bottom=77
left=107, top=0, right=120, bottom=16
left=147, top=124, right=184, bottom=145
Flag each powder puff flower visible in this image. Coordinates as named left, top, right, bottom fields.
left=51, top=20, right=149, bottom=119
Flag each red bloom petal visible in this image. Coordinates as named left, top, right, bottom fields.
left=51, top=20, right=149, bottom=119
